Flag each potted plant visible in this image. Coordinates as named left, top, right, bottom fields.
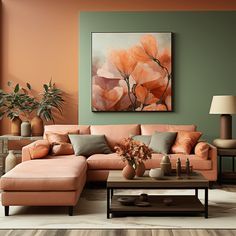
left=0, top=82, right=37, bottom=136
left=31, top=80, right=64, bottom=136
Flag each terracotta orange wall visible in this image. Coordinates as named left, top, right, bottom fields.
left=1, top=0, right=236, bottom=135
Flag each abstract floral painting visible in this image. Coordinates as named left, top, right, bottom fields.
left=92, top=32, right=172, bottom=112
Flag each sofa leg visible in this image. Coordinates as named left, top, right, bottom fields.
left=68, top=206, right=73, bottom=216
left=5, top=206, right=9, bottom=216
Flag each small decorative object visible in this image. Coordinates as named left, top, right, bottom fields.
left=31, top=115, right=44, bottom=136
left=176, top=158, right=181, bottom=179
left=209, top=95, right=236, bottom=148
left=186, top=158, right=190, bottom=178
left=160, top=155, right=172, bottom=175
left=92, top=32, right=172, bottom=112
left=115, top=137, right=152, bottom=179
left=149, top=168, right=164, bottom=179
left=163, top=197, right=173, bottom=206
left=5, top=150, right=17, bottom=172
left=21, top=121, right=31, bottom=137
left=117, top=196, right=136, bottom=206
left=122, top=163, right=136, bottom=180
left=11, top=116, right=22, bottom=136
left=139, top=193, right=148, bottom=202
left=135, top=161, right=145, bottom=177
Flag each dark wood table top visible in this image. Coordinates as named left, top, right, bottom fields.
left=107, top=170, right=209, bottom=188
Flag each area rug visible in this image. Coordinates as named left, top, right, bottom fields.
left=0, top=187, right=235, bottom=229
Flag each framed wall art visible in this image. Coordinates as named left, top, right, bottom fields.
left=91, top=32, right=172, bottom=112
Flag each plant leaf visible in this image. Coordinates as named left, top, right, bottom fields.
left=14, top=84, right=20, bottom=93
left=26, top=83, right=31, bottom=90
left=43, top=84, right=48, bottom=92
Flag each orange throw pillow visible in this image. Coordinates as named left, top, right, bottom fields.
left=51, top=143, right=74, bottom=155
left=171, top=131, right=202, bottom=154
left=29, top=140, right=50, bottom=159
left=194, top=142, right=210, bottom=160
left=45, top=130, right=79, bottom=144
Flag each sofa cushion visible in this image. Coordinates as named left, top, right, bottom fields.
left=194, top=142, right=210, bottom=160
left=141, top=124, right=196, bottom=135
left=149, top=131, right=177, bottom=154
left=90, top=124, right=140, bottom=150
left=69, top=134, right=112, bottom=156
left=87, top=153, right=125, bottom=170
left=171, top=131, right=202, bottom=154
left=43, top=125, right=90, bottom=138
left=87, top=153, right=211, bottom=171
left=0, top=156, right=87, bottom=191
left=45, top=131, right=79, bottom=144
left=28, top=140, right=50, bottom=159
left=51, top=143, right=74, bottom=155
left=132, top=135, right=151, bottom=145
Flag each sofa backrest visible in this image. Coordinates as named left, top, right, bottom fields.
left=43, top=125, right=90, bottom=138
left=90, top=124, right=140, bottom=150
left=141, top=124, right=196, bottom=135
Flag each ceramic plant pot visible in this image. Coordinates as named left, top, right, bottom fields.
left=31, top=115, right=44, bottom=136
left=11, top=117, right=22, bottom=136
left=136, top=161, right=145, bottom=177
left=122, top=163, right=135, bottom=180
left=21, top=121, right=31, bottom=137
left=5, top=150, right=17, bottom=172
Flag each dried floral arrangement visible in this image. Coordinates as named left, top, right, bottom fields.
left=114, top=137, right=152, bottom=168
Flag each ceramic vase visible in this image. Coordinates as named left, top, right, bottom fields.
left=5, top=150, right=17, bottom=172
left=122, top=163, right=135, bottom=180
left=31, top=116, right=44, bottom=136
left=11, top=117, right=22, bottom=136
left=21, top=121, right=31, bottom=137
left=136, top=162, right=145, bottom=177
left=160, top=155, right=172, bottom=175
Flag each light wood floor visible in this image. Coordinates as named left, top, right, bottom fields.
left=0, top=230, right=236, bottom=236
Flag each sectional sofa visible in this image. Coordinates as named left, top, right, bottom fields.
left=0, top=124, right=217, bottom=216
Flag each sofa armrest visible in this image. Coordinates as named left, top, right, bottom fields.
left=22, top=140, right=47, bottom=162
left=207, top=143, right=217, bottom=171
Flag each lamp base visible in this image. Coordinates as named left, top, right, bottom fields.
left=220, top=114, right=232, bottom=139
left=213, top=139, right=236, bottom=149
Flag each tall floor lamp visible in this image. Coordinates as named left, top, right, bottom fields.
left=209, top=95, right=236, bottom=148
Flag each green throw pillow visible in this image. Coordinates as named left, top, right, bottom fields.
left=132, top=135, right=151, bottom=146
left=69, top=134, right=112, bottom=156
left=149, top=131, right=177, bottom=154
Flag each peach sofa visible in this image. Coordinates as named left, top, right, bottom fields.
left=0, top=124, right=217, bottom=216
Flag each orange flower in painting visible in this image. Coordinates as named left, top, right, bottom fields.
left=92, top=85, right=124, bottom=111
left=143, top=103, right=167, bottom=111
left=159, top=49, right=171, bottom=74
left=110, top=49, right=137, bottom=78
left=135, top=85, right=158, bottom=106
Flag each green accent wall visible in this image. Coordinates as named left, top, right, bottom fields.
left=79, top=12, right=236, bottom=142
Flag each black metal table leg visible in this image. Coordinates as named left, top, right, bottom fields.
left=195, top=188, right=198, bottom=198
left=107, top=187, right=110, bottom=219
left=219, top=155, right=222, bottom=185
left=205, top=187, right=208, bottom=218
left=5, top=206, right=9, bottom=216
left=111, top=188, right=114, bottom=197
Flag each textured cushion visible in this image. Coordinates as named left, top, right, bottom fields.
left=46, top=130, right=79, bottom=144
left=51, top=143, right=74, bottom=155
left=149, top=132, right=177, bottom=154
left=132, top=135, right=151, bottom=145
left=171, top=131, right=202, bottom=154
left=69, top=134, right=112, bottom=156
left=141, top=124, right=196, bottom=135
left=194, top=142, right=210, bottom=160
left=0, top=156, right=87, bottom=191
left=28, top=140, right=50, bottom=159
left=90, top=124, right=140, bottom=150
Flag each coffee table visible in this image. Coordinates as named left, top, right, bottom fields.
left=107, top=171, right=209, bottom=219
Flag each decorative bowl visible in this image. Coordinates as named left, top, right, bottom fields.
left=149, top=168, right=164, bottom=179
left=117, top=197, right=136, bottom=206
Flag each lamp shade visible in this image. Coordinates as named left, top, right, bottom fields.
left=209, top=95, right=236, bottom=114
